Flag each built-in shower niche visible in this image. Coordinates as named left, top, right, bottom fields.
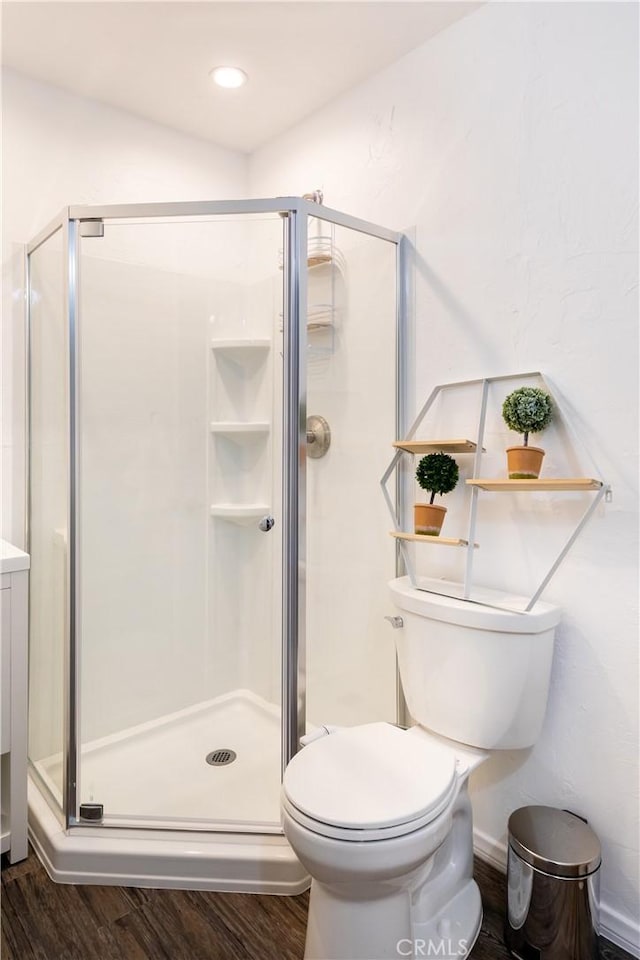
left=208, top=325, right=273, bottom=523
left=209, top=338, right=271, bottom=422
left=209, top=433, right=271, bottom=518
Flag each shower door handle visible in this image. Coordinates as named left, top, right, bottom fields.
left=258, top=516, right=275, bottom=532
left=384, top=615, right=403, bottom=629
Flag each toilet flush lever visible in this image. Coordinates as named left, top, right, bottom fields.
left=384, top=615, right=403, bottom=629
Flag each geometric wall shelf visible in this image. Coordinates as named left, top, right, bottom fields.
left=381, top=371, right=611, bottom=612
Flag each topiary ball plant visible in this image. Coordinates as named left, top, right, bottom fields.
left=416, top=452, right=459, bottom=504
left=502, top=387, right=553, bottom=446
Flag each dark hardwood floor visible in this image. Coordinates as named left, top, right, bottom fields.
left=1, top=847, right=633, bottom=960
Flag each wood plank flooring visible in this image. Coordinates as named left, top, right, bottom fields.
left=1, top=847, right=633, bottom=960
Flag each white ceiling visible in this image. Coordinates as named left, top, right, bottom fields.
left=1, top=1, right=481, bottom=153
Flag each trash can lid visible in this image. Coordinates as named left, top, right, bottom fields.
left=508, top=806, right=601, bottom=878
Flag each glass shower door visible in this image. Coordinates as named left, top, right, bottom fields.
left=303, top=218, right=400, bottom=731
left=27, top=225, right=68, bottom=812
left=75, top=214, right=284, bottom=829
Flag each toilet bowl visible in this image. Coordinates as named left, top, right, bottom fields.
left=283, top=723, right=486, bottom=959
left=282, top=577, right=562, bottom=960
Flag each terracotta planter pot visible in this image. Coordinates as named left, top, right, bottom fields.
left=506, top=446, right=545, bottom=479
left=414, top=503, right=447, bottom=536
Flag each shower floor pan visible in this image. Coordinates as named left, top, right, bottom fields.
left=28, top=690, right=309, bottom=893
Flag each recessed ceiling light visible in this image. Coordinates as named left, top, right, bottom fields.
left=210, top=66, right=248, bottom=89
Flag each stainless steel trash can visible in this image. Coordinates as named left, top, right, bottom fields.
left=506, top=806, right=601, bottom=960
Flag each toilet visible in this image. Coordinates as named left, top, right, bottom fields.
left=281, top=576, right=562, bottom=960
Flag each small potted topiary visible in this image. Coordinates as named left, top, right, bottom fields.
left=415, top=452, right=459, bottom=536
left=502, top=386, right=553, bottom=479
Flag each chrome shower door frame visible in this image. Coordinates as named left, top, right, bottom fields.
left=26, top=198, right=404, bottom=831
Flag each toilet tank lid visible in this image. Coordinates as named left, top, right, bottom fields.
left=388, top=577, right=561, bottom=634
left=283, top=722, right=457, bottom=830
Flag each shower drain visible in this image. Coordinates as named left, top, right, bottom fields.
left=206, top=748, right=237, bottom=766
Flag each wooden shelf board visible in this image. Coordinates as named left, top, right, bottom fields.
left=393, top=439, right=482, bottom=454
left=466, top=478, right=603, bottom=492
left=390, top=531, right=478, bottom=548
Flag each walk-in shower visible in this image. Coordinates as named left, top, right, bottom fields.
left=26, top=198, right=406, bottom=890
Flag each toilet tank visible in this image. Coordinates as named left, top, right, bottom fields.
left=388, top=577, right=562, bottom=750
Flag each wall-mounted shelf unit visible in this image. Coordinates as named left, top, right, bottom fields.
left=467, top=478, right=602, bottom=492
left=393, top=439, right=482, bottom=455
left=307, top=225, right=343, bottom=357
left=380, top=372, right=610, bottom=612
left=210, top=421, right=270, bottom=436
left=390, top=532, right=478, bottom=548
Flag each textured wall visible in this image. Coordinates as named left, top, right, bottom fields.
left=250, top=3, right=639, bottom=950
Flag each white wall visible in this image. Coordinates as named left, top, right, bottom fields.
left=1, top=68, right=248, bottom=546
left=303, top=225, right=398, bottom=728
left=250, top=2, right=639, bottom=951
left=3, top=6, right=638, bottom=946
left=1, top=70, right=253, bottom=746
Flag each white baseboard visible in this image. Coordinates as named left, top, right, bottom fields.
left=473, top=828, right=640, bottom=959
left=598, top=908, right=640, bottom=959
left=473, top=826, right=508, bottom=873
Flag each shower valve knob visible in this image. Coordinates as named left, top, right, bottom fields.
left=259, top=516, right=275, bottom=532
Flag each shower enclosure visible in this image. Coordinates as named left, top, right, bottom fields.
left=26, top=198, right=405, bottom=890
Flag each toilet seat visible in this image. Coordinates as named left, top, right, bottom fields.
left=282, top=722, right=459, bottom=842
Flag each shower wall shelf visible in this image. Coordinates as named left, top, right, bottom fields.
left=209, top=421, right=270, bottom=435
left=278, top=253, right=332, bottom=270
left=390, top=532, right=478, bottom=548
left=381, top=371, right=610, bottom=612
left=210, top=504, right=271, bottom=525
left=393, top=439, right=483, bottom=455
left=278, top=308, right=337, bottom=333
left=307, top=305, right=336, bottom=330
left=210, top=339, right=271, bottom=354
left=308, top=253, right=333, bottom=268
left=208, top=319, right=272, bottom=524
left=307, top=224, right=343, bottom=356
left=467, top=478, right=603, bottom=492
